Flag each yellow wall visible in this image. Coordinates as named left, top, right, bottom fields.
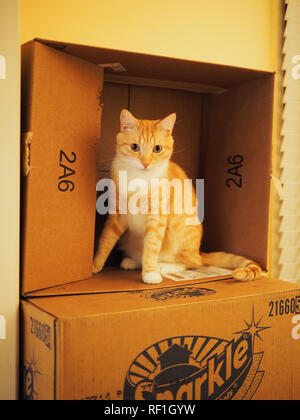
left=21, top=0, right=284, bottom=278
left=21, top=0, right=278, bottom=72
left=0, top=0, right=20, bottom=401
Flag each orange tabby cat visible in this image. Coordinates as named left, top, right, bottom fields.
left=93, top=109, right=262, bottom=284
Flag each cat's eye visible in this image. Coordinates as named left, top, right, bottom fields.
left=130, top=143, right=140, bottom=152
left=153, top=145, right=163, bottom=153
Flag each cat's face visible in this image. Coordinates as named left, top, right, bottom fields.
left=116, top=109, right=176, bottom=171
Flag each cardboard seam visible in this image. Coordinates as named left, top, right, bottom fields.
left=54, top=320, right=61, bottom=400
left=103, top=73, right=227, bottom=95
left=25, top=298, right=59, bottom=322
left=24, top=275, right=234, bottom=298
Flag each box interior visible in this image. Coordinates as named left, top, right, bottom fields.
left=22, top=40, right=275, bottom=296
left=95, top=77, right=274, bottom=272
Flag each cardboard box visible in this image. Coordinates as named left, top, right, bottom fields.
left=20, top=41, right=298, bottom=401
left=21, top=277, right=300, bottom=400
left=21, top=39, right=275, bottom=296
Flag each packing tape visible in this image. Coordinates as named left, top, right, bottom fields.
left=22, top=132, right=33, bottom=176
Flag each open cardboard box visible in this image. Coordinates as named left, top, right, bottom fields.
left=21, top=39, right=274, bottom=297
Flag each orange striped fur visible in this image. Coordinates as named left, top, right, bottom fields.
left=93, top=110, right=262, bottom=284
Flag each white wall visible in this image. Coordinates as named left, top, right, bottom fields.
left=0, top=0, right=20, bottom=400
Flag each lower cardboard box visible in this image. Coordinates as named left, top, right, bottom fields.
left=21, top=275, right=300, bottom=400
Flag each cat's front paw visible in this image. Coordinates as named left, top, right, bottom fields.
left=92, top=259, right=104, bottom=274
left=142, top=271, right=163, bottom=284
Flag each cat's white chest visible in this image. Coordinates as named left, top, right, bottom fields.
left=125, top=213, right=146, bottom=237
left=118, top=170, right=148, bottom=238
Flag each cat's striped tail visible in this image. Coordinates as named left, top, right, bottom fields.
left=177, top=251, right=262, bottom=281
left=201, top=252, right=262, bottom=281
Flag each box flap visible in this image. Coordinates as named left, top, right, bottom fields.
left=25, top=267, right=234, bottom=297
left=27, top=277, right=300, bottom=320
left=202, top=76, right=275, bottom=269
left=35, top=39, right=274, bottom=91
left=21, top=41, right=103, bottom=294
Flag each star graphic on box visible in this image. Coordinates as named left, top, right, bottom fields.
left=233, top=307, right=271, bottom=348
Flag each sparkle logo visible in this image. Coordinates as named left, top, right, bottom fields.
left=124, top=309, right=270, bottom=400
left=144, top=286, right=216, bottom=302
left=0, top=55, right=6, bottom=80
left=0, top=315, right=6, bottom=340
left=23, top=357, right=41, bottom=400
left=233, top=308, right=271, bottom=348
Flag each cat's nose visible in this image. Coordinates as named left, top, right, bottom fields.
left=143, top=162, right=150, bottom=168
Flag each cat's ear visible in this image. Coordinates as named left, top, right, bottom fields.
left=120, top=109, right=138, bottom=133
left=158, top=113, right=176, bottom=133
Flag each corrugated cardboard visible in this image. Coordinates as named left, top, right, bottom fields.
left=21, top=277, right=300, bottom=400
left=21, top=41, right=103, bottom=294
left=21, top=39, right=274, bottom=296
left=203, top=76, right=274, bottom=267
